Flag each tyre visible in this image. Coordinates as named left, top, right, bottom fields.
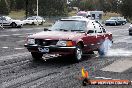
left=73, top=44, right=83, bottom=62
left=11, top=22, right=17, bottom=28
left=129, top=32, right=132, bottom=35
left=105, top=24, right=109, bottom=26
left=122, top=22, right=124, bottom=25
left=40, top=21, right=43, bottom=25
left=114, top=22, right=117, bottom=26
left=32, top=22, right=35, bottom=25
left=31, top=52, right=43, bottom=61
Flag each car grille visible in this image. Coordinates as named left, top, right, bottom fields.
left=35, top=39, right=58, bottom=46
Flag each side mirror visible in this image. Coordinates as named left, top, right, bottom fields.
left=87, top=30, right=94, bottom=34
left=44, top=28, right=48, bottom=31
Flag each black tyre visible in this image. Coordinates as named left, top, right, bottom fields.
left=105, top=24, right=109, bottom=26
left=129, top=32, right=132, bottom=35
left=11, top=22, right=17, bottom=28
left=114, top=22, right=117, bottom=26
left=32, top=22, right=35, bottom=25
left=40, top=21, right=43, bottom=25
left=122, top=22, right=125, bottom=25
left=73, top=44, right=83, bottom=62
left=31, top=52, right=43, bottom=61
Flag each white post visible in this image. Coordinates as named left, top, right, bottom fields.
left=37, top=0, right=39, bottom=25
left=37, top=0, right=38, bottom=16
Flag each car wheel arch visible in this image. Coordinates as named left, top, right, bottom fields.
left=76, top=41, right=84, bottom=49
left=10, top=22, right=17, bottom=27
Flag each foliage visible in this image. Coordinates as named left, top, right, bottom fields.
left=120, top=0, right=132, bottom=18
left=0, top=0, right=68, bottom=16
left=38, top=0, right=68, bottom=16
left=0, top=0, right=9, bottom=15
left=79, top=0, right=95, bottom=11
left=1, top=0, right=132, bottom=19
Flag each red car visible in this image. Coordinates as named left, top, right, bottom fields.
left=24, top=18, right=112, bottom=62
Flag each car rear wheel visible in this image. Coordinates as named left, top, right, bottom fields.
left=122, top=22, right=126, bottom=25
left=114, top=22, right=117, bottom=26
left=73, top=44, right=82, bottom=62
left=129, top=32, right=132, bottom=35
left=31, top=52, right=43, bottom=61
left=32, top=22, right=35, bottom=25
left=40, top=21, right=43, bottom=25
left=11, top=22, right=17, bottom=28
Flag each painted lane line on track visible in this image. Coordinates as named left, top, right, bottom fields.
left=94, top=77, right=122, bottom=80
left=101, top=59, right=132, bottom=72
left=95, top=77, right=112, bottom=79
left=14, top=48, right=25, bottom=50
left=18, top=36, right=25, bottom=38
left=0, top=35, right=10, bottom=37
left=2, top=47, right=9, bottom=49
left=12, top=34, right=22, bottom=36
left=25, top=33, right=33, bottom=34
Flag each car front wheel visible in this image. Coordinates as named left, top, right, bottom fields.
left=73, top=45, right=82, bottom=62
left=11, top=22, right=17, bottom=28
left=31, top=52, right=43, bottom=61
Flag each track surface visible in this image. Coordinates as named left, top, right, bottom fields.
left=0, top=24, right=132, bottom=88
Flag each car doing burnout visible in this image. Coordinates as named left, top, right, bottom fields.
left=24, top=18, right=113, bottom=62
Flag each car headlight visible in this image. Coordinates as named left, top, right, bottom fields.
left=56, top=40, right=74, bottom=46
left=27, top=38, right=35, bottom=44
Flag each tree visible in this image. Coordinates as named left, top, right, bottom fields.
left=79, top=0, right=95, bottom=11
left=0, top=0, right=9, bottom=15
left=120, top=0, right=132, bottom=18
left=38, top=0, right=68, bottom=16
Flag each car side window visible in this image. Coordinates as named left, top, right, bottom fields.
left=0, top=17, right=6, bottom=20
left=87, top=21, right=96, bottom=34
left=94, top=22, right=102, bottom=33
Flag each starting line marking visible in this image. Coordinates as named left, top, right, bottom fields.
left=14, top=48, right=25, bottom=50
left=101, top=59, right=132, bottom=72
left=2, top=47, right=9, bottom=49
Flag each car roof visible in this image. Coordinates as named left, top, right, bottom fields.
left=60, top=18, right=91, bottom=22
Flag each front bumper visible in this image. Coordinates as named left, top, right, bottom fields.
left=24, top=44, right=76, bottom=55
left=17, top=23, right=23, bottom=27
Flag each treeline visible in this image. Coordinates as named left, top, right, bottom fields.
left=70, top=0, right=132, bottom=18
left=0, top=0, right=68, bottom=16
left=0, top=0, right=132, bottom=18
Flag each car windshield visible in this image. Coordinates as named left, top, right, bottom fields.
left=109, top=17, right=117, bottom=20
left=49, top=20, right=86, bottom=32
left=27, top=17, right=35, bottom=20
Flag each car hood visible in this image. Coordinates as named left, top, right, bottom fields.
left=29, top=31, right=84, bottom=40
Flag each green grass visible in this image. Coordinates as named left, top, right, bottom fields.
left=68, top=10, right=77, bottom=16
left=8, top=10, right=122, bottom=25
left=8, top=10, right=25, bottom=20
left=102, top=12, right=121, bottom=21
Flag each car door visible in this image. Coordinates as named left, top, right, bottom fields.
left=0, top=17, right=2, bottom=25
left=94, top=21, right=105, bottom=48
left=82, top=21, right=98, bottom=52
left=0, top=17, right=10, bottom=26
left=37, top=17, right=42, bottom=24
